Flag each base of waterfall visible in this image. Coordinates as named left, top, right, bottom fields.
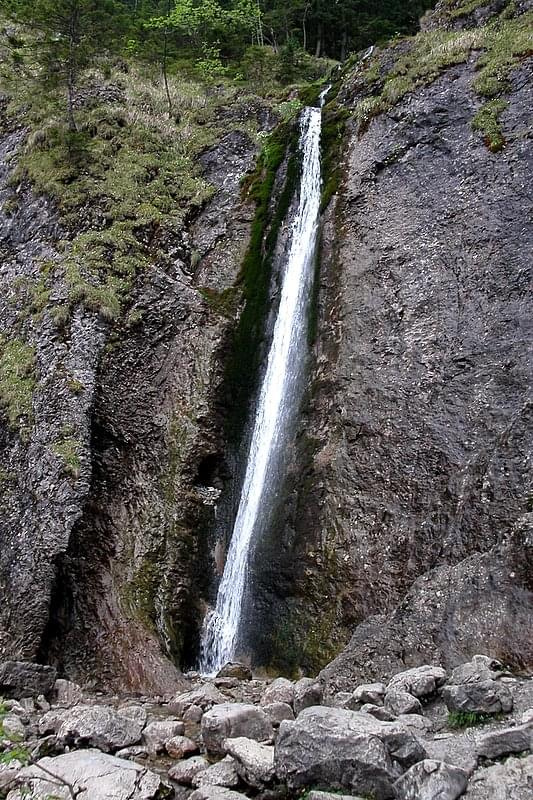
left=2, top=656, right=532, bottom=800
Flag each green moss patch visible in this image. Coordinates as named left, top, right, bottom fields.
left=472, top=98, right=508, bottom=150
left=0, top=337, right=36, bottom=431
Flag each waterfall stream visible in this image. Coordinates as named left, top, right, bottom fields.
left=199, top=93, right=328, bottom=675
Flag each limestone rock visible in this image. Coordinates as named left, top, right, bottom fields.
left=388, top=666, right=447, bottom=699
left=0, top=662, right=56, bottom=699
left=293, top=678, right=323, bottom=715
left=442, top=680, right=513, bottom=715
left=142, top=719, right=185, bottom=754
left=55, top=705, right=144, bottom=752
left=54, top=679, right=83, bottom=707
left=394, top=759, right=468, bottom=800
left=184, top=704, right=204, bottom=723
left=1, top=714, right=26, bottom=740
left=217, top=663, right=252, bottom=681
left=193, top=755, right=239, bottom=788
left=353, top=683, right=386, bottom=705
left=224, top=736, right=275, bottom=787
left=306, top=794, right=368, bottom=800
left=449, top=656, right=504, bottom=685
left=201, top=703, right=273, bottom=756
left=274, top=706, right=427, bottom=799
left=168, top=755, right=209, bottom=785
left=464, top=754, right=533, bottom=799
left=189, top=789, right=248, bottom=800
left=262, top=701, right=295, bottom=726
left=6, top=749, right=171, bottom=799
left=476, top=722, right=533, bottom=759
left=173, top=685, right=227, bottom=716
left=360, top=704, right=396, bottom=721
left=384, top=690, right=423, bottom=716
left=165, top=734, right=199, bottom=758
left=261, top=678, right=294, bottom=707
left=119, top=705, right=148, bottom=728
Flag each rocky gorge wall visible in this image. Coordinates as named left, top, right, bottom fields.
left=251, top=0, right=533, bottom=675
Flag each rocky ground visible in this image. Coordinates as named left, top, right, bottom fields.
left=0, top=655, right=531, bottom=799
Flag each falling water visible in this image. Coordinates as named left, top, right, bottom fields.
left=199, top=90, right=329, bottom=675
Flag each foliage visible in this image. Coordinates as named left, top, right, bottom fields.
left=447, top=710, right=505, bottom=728
left=52, top=435, right=82, bottom=479
left=472, top=98, right=508, bottom=151
left=0, top=337, right=36, bottom=431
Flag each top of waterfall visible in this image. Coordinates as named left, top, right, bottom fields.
left=319, top=85, right=332, bottom=108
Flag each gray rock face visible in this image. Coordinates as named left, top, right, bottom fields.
left=0, top=662, right=56, bottom=699
left=464, top=754, right=533, bottom=800
left=6, top=749, right=171, bottom=799
left=442, top=680, right=513, bottom=715
left=201, top=703, right=273, bottom=756
left=477, top=722, right=533, bottom=759
left=394, top=759, right=469, bottom=800
left=274, top=706, right=426, bottom=799
left=224, top=737, right=275, bottom=787
left=54, top=678, right=83, bottom=707
left=55, top=705, right=144, bottom=752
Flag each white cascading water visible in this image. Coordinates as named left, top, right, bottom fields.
left=199, top=91, right=328, bottom=675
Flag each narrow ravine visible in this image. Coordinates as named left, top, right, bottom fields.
left=199, top=95, right=328, bottom=674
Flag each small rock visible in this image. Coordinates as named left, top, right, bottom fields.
left=169, top=755, right=210, bottom=785
left=202, top=703, right=273, bottom=756
left=394, top=759, right=468, bottom=800
left=477, top=722, right=533, bottom=759
left=166, top=734, right=199, bottom=758
left=54, top=679, right=83, bottom=707
left=1, top=715, right=26, bottom=740
left=262, top=702, right=294, bottom=726
left=224, top=736, right=275, bottom=787
left=193, top=755, right=239, bottom=788
left=522, top=709, right=533, bottom=724
left=184, top=704, right=204, bottom=723
left=331, top=691, right=358, bottom=710
left=388, top=666, right=447, bottom=699
left=293, top=678, right=323, bottom=715
left=384, top=689, right=423, bottom=716
left=260, top=677, right=294, bottom=707
left=442, top=680, right=513, bottom=715
left=360, top=704, right=396, bottom=721
left=189, top=788, right=249, bottom=800
left=143, top=719, right=185, bottom=754
left=172, top=685, right=228, bottom=716
left=36, top=695, right=50, bottom=712
left=217, top=663, right=252, bottom=681
left=353, top=683, right=386, bottom=705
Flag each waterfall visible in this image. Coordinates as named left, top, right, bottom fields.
left=199, top=91, right=328, bottom=675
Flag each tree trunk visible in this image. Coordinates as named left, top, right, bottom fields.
left=314, top=23, right=322, bottom=58
left=67, top=13, right=78, bottom=131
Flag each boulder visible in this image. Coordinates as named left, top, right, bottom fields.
left=217, top=663, right=252, bottom=681
left=1, top=714, right=26, bottom=740
left=262, top=701, right=295, bottom=726
left=360, top=704, right=396, bottom=722
left=306, top=794, right=368, bottom=800
left=353, top=683, right=386, bottom=705
left=172, top=685, right=228, bottom=716
left=193, top=756, right=239, bottom=788
left=384, top=690, right=423, bottom=716
left=55, top=705, right=144, bottom=752
left=294, top=678, right=323, bottom=714
left=394, top=759, right=468, bottom=800
left=260, top=678, right=295, bottom=707
left=449, top=656, right=504, bottom=685
left=388, top=666, right=447, bottom=699
left=0, top=760, right=23, bottom=793
left=274, top=706, right=427, bottom=799
left=142, top=719, right=185, bottom=754
left=442, top=681, right=513, bottom=715
left=331, top=692, right=359, bottom=710
left=166, top=734, right=199, bottom=758
left=168, top=755, right=209, bottom=785
left=476, top=722, right=533, bottom=759
left=224, top=737, right=275, bottom=787
left=184, top=704, right=204, bottom=723
left=189, top=789, right=248, bottom=800
left=6, top=749, right=171, bottom=799
left=54, top=679, right=83, bottom=707
left=119, top=705, right=148, bottom=728
left=464, top=754, right=533, bottom=799
left=202, top=703, right=273, bottom=756
left=0, top=662, right=56, bottom=699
